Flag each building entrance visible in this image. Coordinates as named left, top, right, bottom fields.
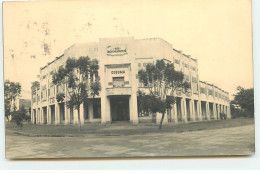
left=110, top=96, right=130, bottom=121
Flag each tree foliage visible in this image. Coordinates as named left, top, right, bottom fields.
left=231, top=86, right=254, bottom=118
left=138, top=60, right=190, bottom=129
left=4, top=80, right=21, bottom=121
left=31, top=81, right=40, bottom=92
left=11, top=105, right=27, bottom=127
left=52, top=56, right=101, bottom=130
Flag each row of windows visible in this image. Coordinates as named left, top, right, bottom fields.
left=200, top=87, right=228, bottom=100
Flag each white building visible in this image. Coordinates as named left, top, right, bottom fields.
left=31, top=37, right=231, bottom=125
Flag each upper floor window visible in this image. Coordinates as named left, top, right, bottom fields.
left=113, top=77, right=124, bottom=88
left=174, top=59, right=180, bottom=64
left=200, top=87, right=206, bottom=94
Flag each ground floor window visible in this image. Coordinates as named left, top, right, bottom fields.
left=84, top=102, right=89, bottom=120
left=93, top=99, right=101, bottom=119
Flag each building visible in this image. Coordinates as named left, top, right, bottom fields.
left=7, top=98, right=31, bottom=121
left=31, top=37, right=231, bottom=125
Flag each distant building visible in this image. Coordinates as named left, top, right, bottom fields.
left=11, top=98, right=31, bottom=114
left=31, top=37, right=231, bottom=125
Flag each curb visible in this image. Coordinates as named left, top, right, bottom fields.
left=6, top=130, right=87, bottom=137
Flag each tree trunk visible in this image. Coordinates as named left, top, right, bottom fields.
left=77, top=107, right=81, bottom=131
left=159, top=112, right=165, bottom=129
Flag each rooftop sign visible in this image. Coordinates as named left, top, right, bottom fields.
left=107, top=44, right=127, bottom=56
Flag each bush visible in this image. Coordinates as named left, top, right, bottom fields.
left=11, top=106, right=27, bottom=127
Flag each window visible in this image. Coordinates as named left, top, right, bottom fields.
left=113, top=77, right=124, bottom=87
left=192, top=76, right=197, bottom=83
left=49, top=86, right=55, bottom=98
left=192, top=84, right=198, bottom=94
left=138, top=63, right=141, bottom=67
left=200, top=87, right=205, bottom=94
left=175, top=59, right=180, bottom=64
left=208, top=89, right=213, bottom=96
left=41, top=89, right=47, bottom=101
left=184, top=74, right=190, bottom=81
left=93, top=99, right=101, bottom=119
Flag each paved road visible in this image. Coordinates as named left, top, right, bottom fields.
left=5, top=125, right=255, bottom=159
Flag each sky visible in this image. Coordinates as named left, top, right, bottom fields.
left=3, top=0, right=253, bottom=99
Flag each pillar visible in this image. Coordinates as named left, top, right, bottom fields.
left=197, top=101, right=202, bottom=121
left=129, top=95, right=138, bottom=124
left=64, top=105, right=69, bottom=125
left=79, top=103, right=84, bottom=125
left=40, top=108, right=43, bottom=124
left=101, top=97, right=111, bottom=124
left=227, top=106, right=231, bottom=119
left=73, top=108, right=78, bottom=124
left=47, top=106, right=51, bottom=124
left=172, top=103, right=178, bottom=123
left=130, top=56, right=139, bottom=125
left=206, top=102, right=210, bottom=120
left=213, top=103, right=217, bottom=120
left=190, top=100, right=196, bottom=121
left=181, top=98, right=187, bottom=123
left=31, top=108, right=33, bottom=124
left=55, top=104, right=59, bottom=125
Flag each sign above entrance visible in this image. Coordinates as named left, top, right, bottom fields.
left=111, top=70, right=125, bottom=74
left=107, top=44, right=127, bottom=56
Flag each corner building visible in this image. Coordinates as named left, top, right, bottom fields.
left=31, top=37, right=231, bottom=125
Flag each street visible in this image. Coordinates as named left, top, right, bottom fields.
left=5, top=125, right=255, bottom=159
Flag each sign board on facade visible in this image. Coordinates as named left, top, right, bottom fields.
left=107, top=44, right=127, bottom=56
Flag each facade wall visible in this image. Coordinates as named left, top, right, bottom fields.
left=31, top=37, right=231, bottom=125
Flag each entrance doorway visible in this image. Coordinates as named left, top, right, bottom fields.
left=110, top=96, right=130, bottom=121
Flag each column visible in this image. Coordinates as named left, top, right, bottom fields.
left=172, top=103, right=178, bottom=123
left=213, top=103, right=217, bottom=120
left=47, top=106, right=51, bottom=124
left=31, top=108, right=33, bottom=124
left=35, top=109, right=38, bottom=124
left=227, top=106, right=231, bottom=119
left=55, top=104, right=60, bottom=125
left=64, top=105, right=69, bottom=125
left=197, top=101, right=202, bottom=121
left=130, top=58, right=139, bottom=125
left=129, top=95, right=139, bottom=124
left=181, top=98, right=187, bottom=123
left=206, top=102, right=210, bottom=120
left=101, top=97, right=111, bottom=124
left=79, top=103, right=84, bottom=125
left=40, top=108, right=43, bottom=124
left=190, top=100, right=196, bottom=121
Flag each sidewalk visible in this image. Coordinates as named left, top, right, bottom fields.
left=5, top=118, right=254, bottom=137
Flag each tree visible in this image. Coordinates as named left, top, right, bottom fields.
left=138, top=59, right=190, bottom=129
left=231, top=86, right=254, bottom=118
left=4, top=80, right=21, bottom=122
left=31, top=81, right=40, bottom=92
left=11, top=105, right=27, bottom=127
left=52, top=56, right=101, bottom=131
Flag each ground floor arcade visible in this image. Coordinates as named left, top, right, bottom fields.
left=31, top=96, right=231, bottom=125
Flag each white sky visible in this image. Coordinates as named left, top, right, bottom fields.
left=3, top=0, right=253, bottom=99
